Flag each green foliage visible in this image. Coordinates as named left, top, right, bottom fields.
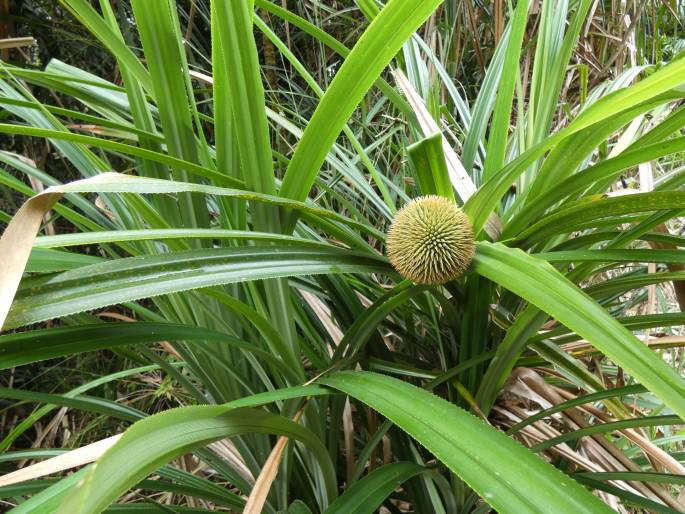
left=1, top=0, right=684, bottom=512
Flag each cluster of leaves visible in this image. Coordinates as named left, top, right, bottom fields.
left=0, top=0, right=684, bottom=513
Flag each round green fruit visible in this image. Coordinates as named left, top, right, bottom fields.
left=386, top=195, right=475, bottom=285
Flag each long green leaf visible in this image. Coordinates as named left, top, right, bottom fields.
left=5, top=246, right=390, bottom=329
left=0, top=323, right=293, bottom=381
left=9, top=468, right=90, bottom=514
left=481, top=0, right=531, bottom=182
left=472, top=242, right=685, bottom=420
left=131, top=0, right=210, bottom=231
left=58, top=0, right=152, bottom=93
left=324, top=462, right=427, bottom=514
left=34, top=229, right=328, bottom=249
left=320, top=371, right=612, bottom=513
left=0, top=124, right=240, bottom=187
left=507, top=384, right=648, bottom=434
left=0, top=388, right=144, bottom=422
left=279, top=0, right=442, bottom=209
left=536, top=249, right=685, bottom=264
left=211, top=0, right=278, bottom=233
left=466, top=53, right=685, bottom=234
left=505, top=136, right=685, bottom=238
left=531, top=415, right=681, bottom=451
left=516, top=191, right=685, bottom=246
left=57, top=407, right=337, bottom=513
left=212, top=0, right=298, bottom=371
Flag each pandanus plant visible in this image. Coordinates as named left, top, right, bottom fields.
left=0, top=0, right=684, bottom=513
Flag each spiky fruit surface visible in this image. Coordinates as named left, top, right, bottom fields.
left=386, top=196, right=475, bottom=285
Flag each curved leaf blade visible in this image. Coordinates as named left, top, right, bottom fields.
left=320, top=371, right=612, bottom=514
left=324, top=462, right=427, bottom=514
left=472, top=242, right=685, bottom=420
left=57, top=407, right=336, bottom=514
left=0, top=323, right=290, bottom=376
left=279, top=0, right=441, bottom=206
left=5, top=246, right=390, bottom=329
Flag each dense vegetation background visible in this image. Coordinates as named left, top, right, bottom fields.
left=0, top=0, right=684, bottom=512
